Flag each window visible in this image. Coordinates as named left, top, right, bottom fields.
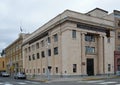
left=117, top=65, right=120, bottom=71
left=108, top=64, right=111, bottom=72
left=85, top=34, right=95, bottom=42
left=54, top=34, right=58, bottom=42
left=48, top=49, right=51, bottom=56
left=118, top=45, right=120, bottom=51
left=32, top=54, right=35, bottom=60
left=2, top=61, right=4, bottom=68
left=43, top=68, right=45, bottom=73
left=118, top=32, right=120, bottom=40
left=29, top=56, right=31, bottom=61
left=36, top=43, right=39, bottom=49
left=38, top=68, right=40, bottom=73
left=107, top=38, right=110, bottom=43
left=54, top=47, right=58, bottom=55
left=34, top=69, right=35, bottom=73
left=118, top=20, right=120, bottom=27
left=32, top=45, right=35, bottom=51
left=72, top=30, right=76, bottom=38
left=24, top=48, right=27, bottom=53
left=41, top=40, right=45, bottom=47
left=48, top=37, right=51, bottom=43
left=85, top=46, right=95, bottom=54
left=26, top=69, right=28, bottom=73
left=73, top=64, right=77, bottom=73
left=117, top=59, right=120, bottom=65
left=37, top=53, right=40, bottom=59
left=56, top=67, right=58, bottom=73
left=41, top=51, right=45, bottom=58
left=28, top=47, right=31, bottom=52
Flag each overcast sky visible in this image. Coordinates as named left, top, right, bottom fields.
left=0, top=0, right=120, bottom=52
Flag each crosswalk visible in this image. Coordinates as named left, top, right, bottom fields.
left=78, top=80, right=120, bottom=85
left=0, top=81, right=41, bottom=85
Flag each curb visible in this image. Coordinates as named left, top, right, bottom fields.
left=82, top=76, right=120, bottom=81
left=27, top=78, right=48, bottom=82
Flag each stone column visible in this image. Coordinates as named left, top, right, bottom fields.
left=98, top=35, right=104, bottom=75
left=81, top=32, right=87, bottom=76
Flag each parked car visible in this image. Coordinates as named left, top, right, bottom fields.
left=1, top=72, right=10, bottom=77
left=14, top=72, right=26, bottom=79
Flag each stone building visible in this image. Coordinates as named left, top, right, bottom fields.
left=5, top=33, right=30, bottom=74
left=22, top=8, right=115, bottom=78
left=113, top=10, right=120, bottom=73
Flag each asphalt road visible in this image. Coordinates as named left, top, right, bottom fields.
left=0, top=76, right=120, bottom=85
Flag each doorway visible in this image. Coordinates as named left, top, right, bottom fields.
left=87, top=58, right=94, bottom=76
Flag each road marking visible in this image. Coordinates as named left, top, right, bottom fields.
left=98, top=81, right=117, bottom=84
left=25, top=81, right=31, bottom=82
left=17, top=82, right=26, bottom=84
left=4, top=84, right=13, bottom=85
left=30, top=82, right=39, bottom=84
left=78, top=80, right=104, bottom=83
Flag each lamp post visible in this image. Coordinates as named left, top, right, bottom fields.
left=46, top=37, right=50, bottom=80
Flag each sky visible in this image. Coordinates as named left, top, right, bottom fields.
left=0, top=0, right=120, bottom=52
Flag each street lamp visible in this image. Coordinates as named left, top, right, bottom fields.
left=46, top=37, right=50, bottom=80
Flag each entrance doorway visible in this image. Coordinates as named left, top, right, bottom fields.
left=87, top=58, right=94, bottom=76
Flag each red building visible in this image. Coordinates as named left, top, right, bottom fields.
left=114, top=51, right=120, bottom=73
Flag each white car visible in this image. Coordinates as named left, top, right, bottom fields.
left=14, top=72, right=26, bottom=79
left=1, top=72, right=10, bottom=77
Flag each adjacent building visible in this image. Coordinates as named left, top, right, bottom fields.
left=0, top=56, right=6, bottom=72
left=22, top=8, right=115, bottom=78
left=113, top=10, right=120, bottom=73
left=5, top=33, right=30, bottom=74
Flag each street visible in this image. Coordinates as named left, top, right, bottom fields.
left=0, top=77, right=120, bottom=85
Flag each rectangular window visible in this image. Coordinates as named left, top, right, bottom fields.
left=37, top=53, right=40, bottom=59
left=41, top=51, right=45, bottom=58
left=32, top=54, right=35, bottom=60
left=117, top=45, right=120, bottom=51
left=54, top=34, right=58, bottom=42
left=36, top=43, right=39, bottom=49
left=48, top=49, right=51, bottom=56
left=107, top=38, right=110, bottom=43
left=85, top=46, right=95, bottom=54
left=54, top=47, right=58, bottom=55
left=32, top=45, right=35, bottom=51
left=29, top=56, right=31, bottom=61
left=108, top=64, right=111, bottom=72
left=56, top=67, right=58, bottom=73
left=28, top=47, right=31, bottom=52
left=24, top=48, right=27, bottom=53
left=41, top=40, right=45, bottom=47
left=72, top=30, right=76, bottom=38
left=2, top=61, right=4, bottom=68
left=43, top=68, right=45, bottom=73
left=73, top=64, right=77, bottom=73
left=85, top=34, right=95, bottom=42
left=48, top=37, right=51, bottom=43
left=38, top=68, right=40, bottom=73
left=34, top=69, right=35, bottom=73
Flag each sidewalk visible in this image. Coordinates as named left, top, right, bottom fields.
left=27, top=75, right=120, bottom=82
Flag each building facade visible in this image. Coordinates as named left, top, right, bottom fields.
left=22, top=8, right=115, bottom=77
left=113, top=10, right=120, bottom=73
left=0, top=56, right=6, bottom=72
left=5, top=33, right=30, bottom=74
